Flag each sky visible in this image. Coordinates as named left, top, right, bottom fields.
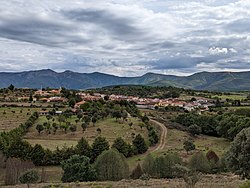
left=0, top=0, right=249, bottom=76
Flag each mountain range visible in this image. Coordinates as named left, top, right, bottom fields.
left=0, top=69, right=250, bottom=91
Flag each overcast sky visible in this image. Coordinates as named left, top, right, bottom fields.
left=0, top=0, right=249, bottom=76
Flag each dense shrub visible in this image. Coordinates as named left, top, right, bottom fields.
left=94, top=149, right=129, bottom=181
left=61, top=155, right=97, bottom=182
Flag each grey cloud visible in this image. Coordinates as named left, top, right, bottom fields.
left=225, top=18, right=250, bottom=33
left=0, top=16, right=89, bottom=47
left=62, top=9, right=145, bottom=41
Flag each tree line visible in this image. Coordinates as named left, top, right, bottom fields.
left=175, top=110, right=250, bottom=140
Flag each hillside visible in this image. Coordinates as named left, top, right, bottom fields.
left=0, top=69, right=250, bottom=91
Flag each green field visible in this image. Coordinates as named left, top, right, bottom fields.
left=24, top=116, right=148, bottom=150
left=211, top=94, right=247, bottom=100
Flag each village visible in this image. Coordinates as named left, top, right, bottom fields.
left=29, top=88, right=215, bottom=114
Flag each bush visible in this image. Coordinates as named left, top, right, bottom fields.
left=188, top=124, right=202, bottom=136
left=95, top=149, right=129, bottom=181
left=130, top=164, right=143, bottom=179
left=189, top=152, right=210, bottom=173
left=183, top=140, right=196, bottom=154
left=142, top=154, right=155, bottom=176
left=19, top=170, right=39, bottom=188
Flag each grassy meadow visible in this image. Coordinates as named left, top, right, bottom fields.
left=24, top=115, right=148, bottom=150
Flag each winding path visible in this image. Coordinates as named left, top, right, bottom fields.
left=149, top=119, right=168, bottom=152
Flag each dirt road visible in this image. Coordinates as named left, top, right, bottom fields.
left=149, top=119, right=168, bottom=152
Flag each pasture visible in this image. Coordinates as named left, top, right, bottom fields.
left=24, top=116, right=149, bottom=150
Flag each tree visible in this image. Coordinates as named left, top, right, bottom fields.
left=19, top=170, right=39, bottom=188
left=36, top=124, right=44, bottom=135
left=77, top=113, right=83, bottom=120
left=75, top=138, right=92, bottom=158
left=29, top=95, right=33, bottom=102
left=58, top=115, right=66, bottom=126
left=183, top=140, right=196, bottom=154
left=206, top=150, right=219, bottom=164
left=142, top=154, right=155, bottom=176
left=8, top=84, right=15, bottom=91
left=142, top=115, right=149, bottom=124
left=30, top=144, right=46, bottom=166
left=96, top=128, right=101, bottom=134
left=94, top=149, right=129, bottom=181
left=69, top=124, right=77, bottom=134
left=112, top=110, right=122, bottom=121
left=112, top=137, right=130, bottom=157
left=152, top=153, right=182, bottom=178
left=131, top=164, right=143, bottom=179
left=61, top=155, right=97, bottom=182
left=68, top=98, right=76, bottom=108
left=91, top=137, right=109, bottom=162
left=138, top=122, right=145, bottom=130
left=52, top=123, right=58, bottom=135
left=129, top=122, right=133, bottom=129
left=183, top=171, right=203, bottom=188
left=188, top=124, right=202, bottom=136
left=121, top=111, right=128, bottom=122
left=226, top=127, right=250, bottom=179
left=81, top=122, right=88, bottom=132
left=132, top=134, right=148, bottom=154
left=189, top=152, right=210, bottom=173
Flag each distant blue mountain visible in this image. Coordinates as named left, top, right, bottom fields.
left=0, top=69, right=249, bottom=91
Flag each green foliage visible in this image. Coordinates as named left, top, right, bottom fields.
left=91, top=137, right=109, bottom=162
left=152, top=153, right=182, bottom=178
left=19, top=170, right=39, bottom=187
left=188, top=124, right=202, bottom=136
left=177, top=112, right=250, bottom=140
left=6, top=139, right=33, bottom=160
left=94, top=149, right=129, bottom=181
left=75, top=138, right=92, bottom=158
left=130, top=164, right=143, bottom=179
left=68, top=98, right=76, bottom=108
left=8, top=84, right=15, bottom=91
left=132, top=134, right=148, bottom=154
left=226, top=127, right=250, bottom=179
left=112, top=137, right=132, bottom=157
left=61, top=155, right=97, bottom=182
left=30, top=144, right=46, bottom=166
left=183, top=140, right=195, bottom=154
left=142, top=154, right=155, bottom=176
left=239, top=180, right=250, bottom=188
left=189, top=152, right=210, bottom=173
left=36, top=124, right=44, bottom=134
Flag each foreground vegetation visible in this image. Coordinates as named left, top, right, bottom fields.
left=0, top=85, right=250, bottom=187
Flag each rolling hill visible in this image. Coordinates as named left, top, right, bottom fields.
left=0, top=69, right=250, bottom=91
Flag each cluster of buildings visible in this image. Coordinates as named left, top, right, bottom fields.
left=34, top=88, right=67, bottom=103
left=74, top=92, right=214, bottom=112
left=32, top=89, right=214, bottom=113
